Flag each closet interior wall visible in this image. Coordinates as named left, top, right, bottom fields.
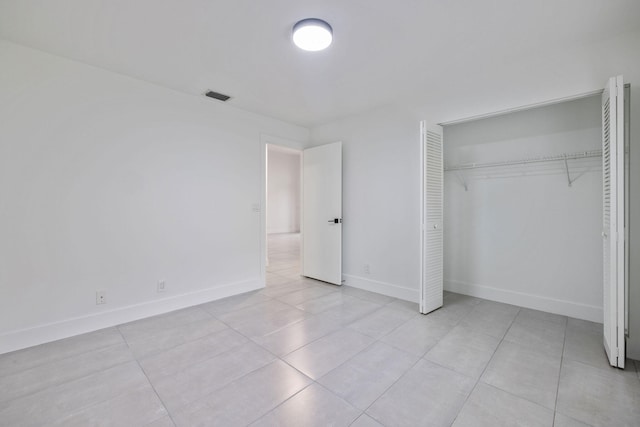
left=443, top=95, right=604, bottom=322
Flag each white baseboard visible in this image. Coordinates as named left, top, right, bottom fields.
left=342, top=274, right=419, bottom=303
left=0, top=278, right=264, bottom=355
left=445, top=279, right=602, bottom=323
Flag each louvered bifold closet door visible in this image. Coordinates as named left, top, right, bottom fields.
left=420, top=122, right=444, bottom=314
left=602, top=75, right=625, bottom=368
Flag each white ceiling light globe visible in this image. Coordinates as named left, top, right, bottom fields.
left=292, top=19, right=333, bottom=51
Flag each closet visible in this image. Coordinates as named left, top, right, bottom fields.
left=421, top=76, right=629, bottom=367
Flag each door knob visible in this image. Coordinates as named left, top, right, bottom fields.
left=328, top=218, right=343, bottom=224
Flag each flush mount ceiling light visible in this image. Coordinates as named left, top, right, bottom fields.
left=292, top=18, right=333, bottom=51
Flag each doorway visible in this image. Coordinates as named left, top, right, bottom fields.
left=265, top=144, right=302, bottom=285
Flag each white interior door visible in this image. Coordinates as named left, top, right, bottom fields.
left=602, top=75, right=626, bottom=368
left=420, top=122, right=444, bottom=314
left=302, top=142, right=342, bottom=285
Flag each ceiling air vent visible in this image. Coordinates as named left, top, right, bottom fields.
left=205, top=90, right=231, bottom=102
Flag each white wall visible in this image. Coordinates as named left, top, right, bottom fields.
left=0, top=41, right=309, bottom=354
left=267, top=147, right=300, bottom=234
left=311, top=106, right=424, bottom=302
left=443, top=96, right=603, bottom=321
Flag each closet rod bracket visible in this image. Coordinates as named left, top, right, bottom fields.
left=563, top=154, right=573, bottom=187
left=456, top=172, right=468, bottom=191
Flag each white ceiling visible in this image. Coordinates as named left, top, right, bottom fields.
left=1, top=0, right=639, bottom=127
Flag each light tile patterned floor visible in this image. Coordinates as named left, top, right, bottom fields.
left=1, top=233, right=639, bottom=426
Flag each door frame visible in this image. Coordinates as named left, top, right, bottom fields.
left=260, top=134, right=305, bottom=286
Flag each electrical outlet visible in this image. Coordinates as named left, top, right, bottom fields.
left=157, top=280, right=166, bottom=293
left=96, top=290, right=106, bottom=305
left=364, top=264, right=370, bottom=275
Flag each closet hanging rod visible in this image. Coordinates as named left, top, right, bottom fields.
left=444, top=149, right=602, bottom=172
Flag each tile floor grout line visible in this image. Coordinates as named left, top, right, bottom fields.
left=448, top=307, right=521, bottom=427
left=57, top=382, right=170, bottom=427
left=458, top=308, right=570, bottom=417
left=351, top=299, right=481, bottom=421
left=252, top=379, right=365, bottom=426
left=221, top=310, right=313, bottom=343
left=0, top=330, right=126, bottom=380
left=213, top=302, right=302, bottom=326
left=278, top=328, right=380, bottom=382
left=374, top=294, right=477, bottom=358
left=126, top=309, right=286, bottom=423
left=356, top=301, right=483, bottom=425
left=0, top=357, right=138, bottom=420
left=336, top=286, right=400, bottom=307
left=205, top=292, right=312, bottom=350
left=347, top=412, right=368, bottom=427
left=0, top=342, right=136, bottom=407
left=311, top=381, right=364, bottom=425
left=314, top=336, right=381, bottom=379
left=119, top=324, right=229, bottom=360
left=551, top=317, right=569, bottom=425
left=116, top=326, right=178, bottom=427
left=273, top=289, right=341, bottom=311
left=359, top=352, right=425, bottom=426
left=272, top=308, right=422, bottom=426
left=175, top=354, right=312, bottom=423
left=353, top=307, right=420, bottom=347
left=345, top=313, right=419, bottom=342
left=247, top=382, right=316, bottom=425
left=200, top=294, right=276, bottom=316
left=139, top=335, right=252, bottom=383
left=116, top=306, right=220, bottom=352
left=270, top=288, right=389, bottom=333
left=145, top=311, right=310, bottom=418
left=251, top=321, right=341, bottom=359
left=261, top=282, right=333, bottom=301
left=172, top=358, right=287, bottom=420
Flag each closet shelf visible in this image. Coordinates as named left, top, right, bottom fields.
left=445, top=149, right=602, bottom=190
left=444, top=149, right=602, bottom=172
